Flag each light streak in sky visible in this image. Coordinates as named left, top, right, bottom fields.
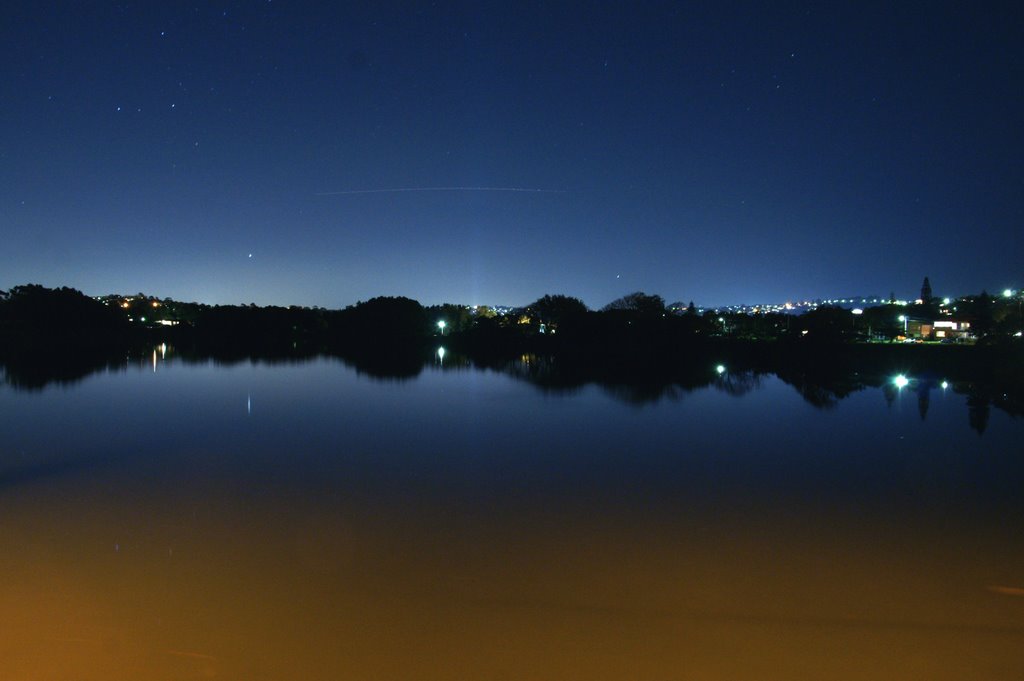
left=315, top=187, right=567, bottom=196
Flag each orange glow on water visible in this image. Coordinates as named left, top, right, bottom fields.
left=2, top=477, right=1023, bottom=680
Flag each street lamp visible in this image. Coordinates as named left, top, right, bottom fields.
left=437, top=320, right=446, bottom=335
left=898, top=314, right=907, bottom=336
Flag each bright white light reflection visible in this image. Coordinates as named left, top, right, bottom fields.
left=941, top=381, right=949, bottom=389
left=715, top=364, right=726, bottom=375
left=437, top=346, right=446, bottom=364
left=893, top=374, right=909, bottom=389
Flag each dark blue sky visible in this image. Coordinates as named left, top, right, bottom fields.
left=3, top=2, right=1021, bottom=308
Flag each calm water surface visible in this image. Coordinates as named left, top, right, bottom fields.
left=2, top=354, right=1023, bottom=679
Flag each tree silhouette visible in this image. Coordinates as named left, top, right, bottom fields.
left=601, top=291, right=665, bottom=316
left=528, top=294, right=588, bottom=331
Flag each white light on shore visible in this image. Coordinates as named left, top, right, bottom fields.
left=893, top=374, right=909, bottom=389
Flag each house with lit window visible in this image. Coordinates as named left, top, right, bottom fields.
left=931, top=319, right=971, bottom=341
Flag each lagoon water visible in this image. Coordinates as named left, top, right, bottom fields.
left=2, top=352, right=1023, bottom=679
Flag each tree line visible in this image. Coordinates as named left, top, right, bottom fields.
left=2, top=284, right=1022, bottom=360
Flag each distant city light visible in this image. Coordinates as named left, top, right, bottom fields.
left=942, top=297, right=951, bottom=305
left=715, top=364, right=726, bottom=374
left=851, top=308, right=863, bottom=315
left=1004, top=289, right=1014, bottom=298
left=941, top=381, right=949, bottom=389
left=893, top=374, right=909, bottom=388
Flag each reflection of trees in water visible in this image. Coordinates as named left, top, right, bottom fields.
left=473, top=354, right=711, bottom=405
left=4, top=348, right=1023, bottom=431
left=954, top=381, right=1024, bottom=436
left=491, top=354, right=586, bottom=397
left=713, top=371, right=762, bottom=398
left=882, top=383, right=897, bottom=409
left=798, top=383, right=844, bottom=409
left=489, top=356, right=771, bottom=405
left=967, top=394, right=990, bottom=435
left=599, top=382, right=689, bottom=406
left=773, top=368, right=867, bottom=410
left=339, top=351, right=424, bottom=381
left=917, top=383, right=931, bottom=421
left=1, top=351, right=127, bottom=391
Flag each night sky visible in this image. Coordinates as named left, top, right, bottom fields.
left=3, top=2, right=1021, bottom=308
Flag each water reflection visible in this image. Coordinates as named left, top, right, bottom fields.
left=968, top=392, right=991, bottom=435
left=0, top=350, right=126, bottom=391
left=2, top=353, right=1024, bottom=679
left=3, top=347, right=1023, bottom=425
left=713, top=368, right=763, bottom=397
